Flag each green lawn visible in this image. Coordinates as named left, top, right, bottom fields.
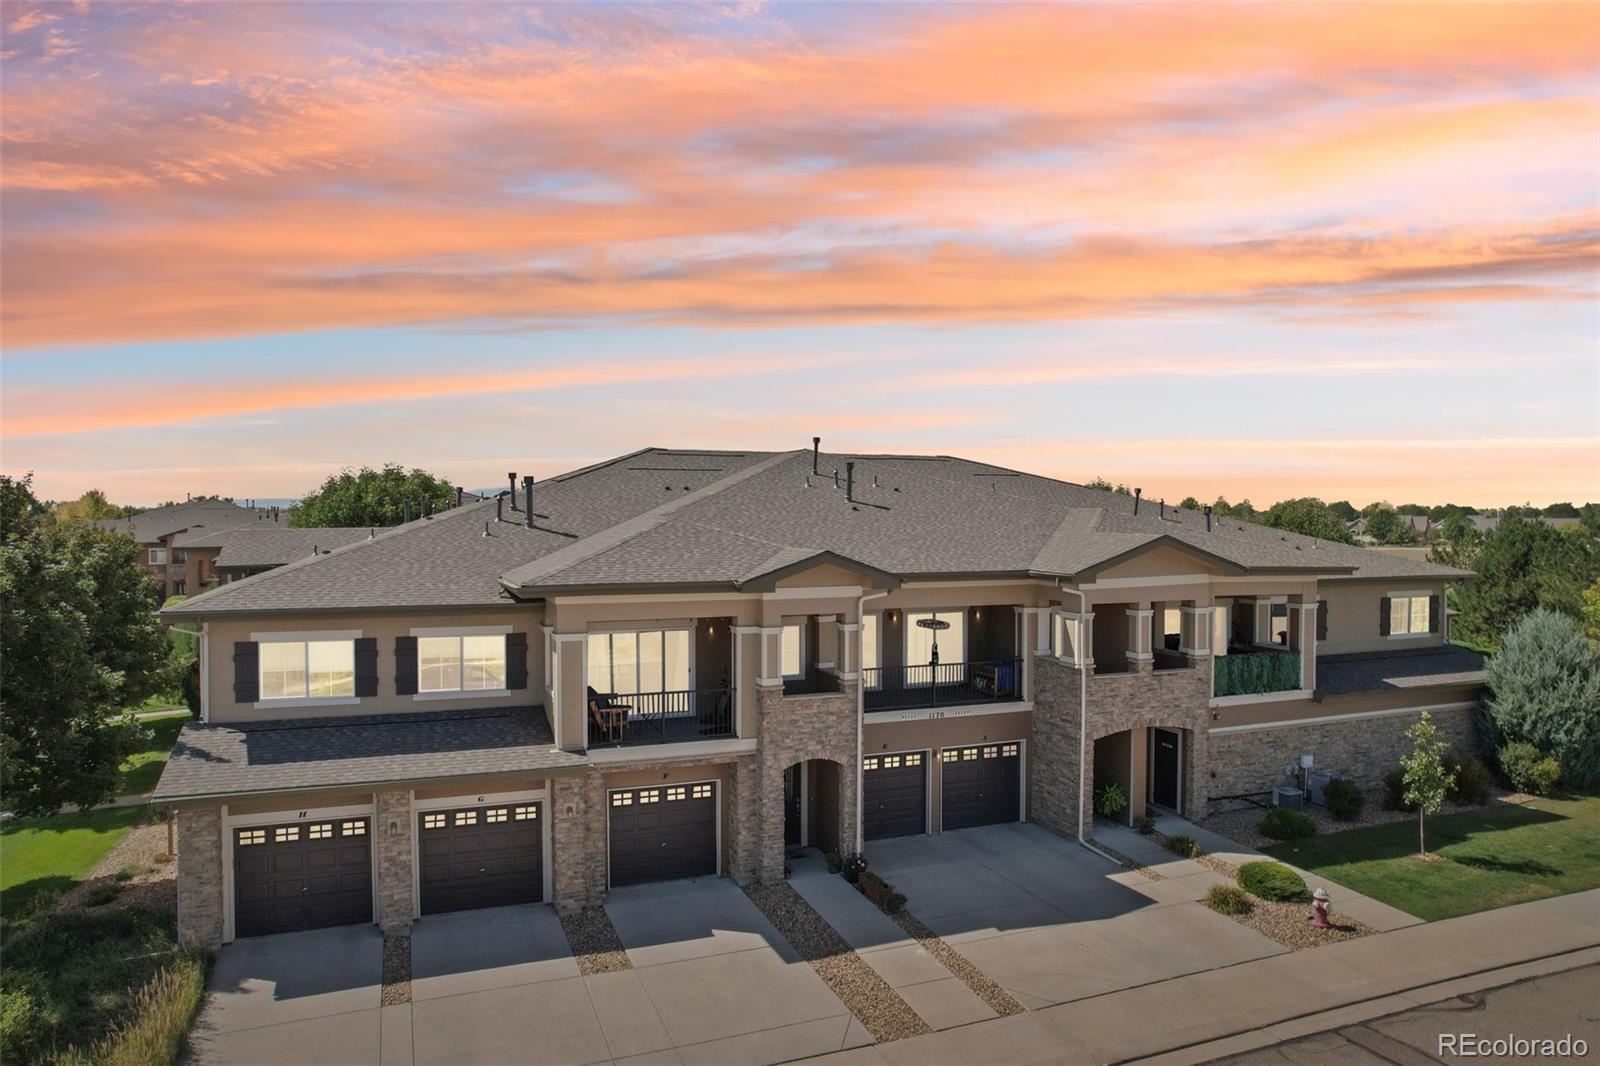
left=0, top=805, right=149, bottom=915
left=1263, top=793, right=1600, bottom=921
left=118, top=713, right=187, bottom=796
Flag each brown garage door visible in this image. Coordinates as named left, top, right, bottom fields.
left=234, top=817, right=372, bottom=938
left=864, top=751, right=927, bottom=839
left=941, top=742, right=1022, bottom=830
left=418, top=802, right=544, bottom=915
left=609, top=782, right=717, bottom=887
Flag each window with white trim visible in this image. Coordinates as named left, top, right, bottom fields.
left=1389, top=594, right=1431, bottom=637
left=148, top=548, right=167, bottom=565
left=587, top=628, right=690, bottom=694
left=259, top=639, right=355, bottom=700
left=781, top=623, right=804, bottom=678
left=905, top=610, right=965, bottom=668
left=419, top=634, right=507, bottom=693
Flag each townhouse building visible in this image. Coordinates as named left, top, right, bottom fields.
left=155, top=447, right=1485, bottom=946
left=96, top=500, right=277, bottom=598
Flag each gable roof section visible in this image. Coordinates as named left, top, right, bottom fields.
left=736, top=549, right=903, bottom=592
left=96, top=500, right=275, bottom=543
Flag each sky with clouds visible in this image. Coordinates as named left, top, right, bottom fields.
left=3, top=1, right=1596, bottom=506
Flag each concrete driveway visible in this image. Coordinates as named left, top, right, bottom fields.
left=866, top=822, right=1288, bottom=1010
left=188, top=882, right=866, bottom=1066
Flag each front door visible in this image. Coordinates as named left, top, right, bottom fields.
left=1151, top=729, right=1181, bottom=811
left=784, top=765, right=802, bottom=846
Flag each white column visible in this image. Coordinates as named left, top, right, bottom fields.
left=837, top=622, right=859, bottom=680
left=1290, top=602, right=1318, bottom=691
left=756, top=625, right=783, bottom=687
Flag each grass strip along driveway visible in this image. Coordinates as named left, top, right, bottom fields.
left=1264, top=793, right=1600, bottom=922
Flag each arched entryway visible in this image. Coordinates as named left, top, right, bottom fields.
left=1091, top=725, right=1197, bottom=826
left=783, top=758, right=846, bottom=855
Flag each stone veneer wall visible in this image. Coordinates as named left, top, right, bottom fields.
left=375, top=788, right=414, bottom=933
left=175, top=806, right=224, bottom=947
left=1207, top=703, right=1480, bottom=805
left=756, top=683, right=860, bottom=882
left=726, top=753, right=761, bottom=884
left=552, top=770, right=608, bottom=910
left=1032, top=655, right=1211, bottom=839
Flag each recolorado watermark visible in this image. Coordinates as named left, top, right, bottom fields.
left=1440, top=1033, right=1589, bottom=1058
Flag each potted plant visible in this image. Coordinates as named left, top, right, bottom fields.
left=824, top=850, right=843, bottom=874
left=1096, top=781, right=1128, bottom=821
left=841, top=852, right=868, bottom=885
left=860, top=871, right=889, bottom=904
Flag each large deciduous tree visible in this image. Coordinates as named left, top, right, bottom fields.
left=290, top=464, right=457, bottom=527
left=1, top=478, right=172, bottom=816
left=1259, top=497, right=1355, bottom=544
left=1445, top=518, right=1600, bottom=652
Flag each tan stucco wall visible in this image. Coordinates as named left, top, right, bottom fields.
left=203, top=606, right=543, bottom=723
left=1318, top=579, right=1447, bottom=655
left=1093, top=544, right=1225, bottom=581
left=412, top=773, right=549, bottom=801
left=774, top=562, right=867, bottom=588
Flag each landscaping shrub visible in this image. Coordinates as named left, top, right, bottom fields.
left=1204, top=883, right=1254, bottom=915
left=82, top=881, right=121, bottom=907
left=883, top=891, right=907, bottom=915
left=1321, top=777, right=1365, bottom=822
left=1445, top=754, right=1493, bottom=806
left=0, top=904, right=188, bottom=1064
left=1237, top=861, right=1310, bottom=902
left=1162, top=834, right=1200, bottom=858
left=1382, top=770, right=1417, bottom=812
left=1095, top=781, right=1127, bottom=819
left=1499, top=742, right=1562, bottom=795
left=1480, top=609, right=1600, bottom=789
left=1257, top=807, right=1317, bottom=841
left=56, top=952, right=209, bottom=1066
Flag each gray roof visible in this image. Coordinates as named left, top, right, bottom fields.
left=95, top=500, right=276, bottom=544
left=152, top=706, right=585, bottom=801
left=165, top=447, right=1472, bottom=618
left=1316, top=646, right=1487, bottom=697
left=172, top=526, right=374, bottom=568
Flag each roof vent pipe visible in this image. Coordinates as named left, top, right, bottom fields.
left=456, top=487, right=464, bottom=508
left=1159, top=498, right=1165, bottom=520
left=1133, top=487, right=1142, bottom=514
left=846, top=461, right=855, bottom=502
left=483, top=522, right=490, bottom=538
left=1204, top=505, right=1213, bottom=532
left=812, top=437, right=821, bottom=474
left=496, top=494, right=504, bottom=523
left=523, top=476, right=535, bottom=529
left=507, top=472, right=519, bottom=511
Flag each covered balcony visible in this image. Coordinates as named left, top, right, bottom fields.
left=586, top=616, right=738, bottom=748
left=861, top=604, right=1024, bottom=713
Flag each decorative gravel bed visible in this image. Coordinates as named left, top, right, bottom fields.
left=87, top=816, right=174, bottom=883
left=1199, top=789, right=1527, bottom=850
left=382, top=935, right=411, bottom=1005
left=744, top=883, right=932, bottom=1043
left=558, top=906, right=632, bottom=975
left=888, top=910, right=1026, bottom=1018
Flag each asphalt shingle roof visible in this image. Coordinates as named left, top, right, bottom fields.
left=178, top=526, right=374, bottom=568
left=95, top=501, right=276, bottom=544
left=164, top=447, right=1472, bottom=618
left=152, top=707, right=585, bottom=801
left=1316, top=646, right=1488, bottom=697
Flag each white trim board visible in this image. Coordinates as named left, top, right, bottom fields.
left=1208, top=700, right=1477, bottom=735
left=409, top=624, right=513, bottom=637
left=250, top=629, right=363, bottom=642
left=586, top=738, right=757, bottom=764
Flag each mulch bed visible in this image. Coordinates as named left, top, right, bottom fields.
left=745, top=883, right=932, bottom=1043
left=558, top=906, right=632, bottom=975
left=382, top=935, right=411, bottom=1005
left=887, top=909, right=1026, bottom=1018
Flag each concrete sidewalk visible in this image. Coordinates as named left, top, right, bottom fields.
left=807, top=889, right=1600, bottom=1065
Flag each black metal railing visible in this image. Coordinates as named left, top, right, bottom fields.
left=587, top=687, right=736, bottom=747
left=861, top=659, right=1024, bottom=713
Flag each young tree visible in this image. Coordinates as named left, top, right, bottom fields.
left=291, top=464, right=458, bottom=527
left=1259, top=497, right=1355, bottom=543
left=1, top=482, right=172, bottom=816
left=52, top=488, right=124, bottom=525
left=1480, top=609, right=1600, bottom=789
left=1400, top=712, right=1456, bottom=857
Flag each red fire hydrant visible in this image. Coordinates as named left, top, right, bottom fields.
left=1310, top=887, right=1331, bottom=929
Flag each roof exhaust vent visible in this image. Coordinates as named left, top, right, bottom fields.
left=812, top=437, right=821, bottom=474
left=1159, top=498, right=1166, bottom=519
left=507, top=472, right=519, bottom=511
left=846, top=462, right=855, bottom=502
left=1133, top=487, right=1142, bottom=515
left=523, top=476, right=535, bottom=529
left=456, top=487, right=464, bottom=508
left=369, top=528, right=375, bottom=539
left=483, top=521, right=490, bottom=538
left=833, top=468, right=840, bottom=489
left=1204, top=505, right=1213, bottom=532
left=496, top=494, right=504, bottom=523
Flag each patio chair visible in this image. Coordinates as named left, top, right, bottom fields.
left=587, top=686, right=631, bottom=743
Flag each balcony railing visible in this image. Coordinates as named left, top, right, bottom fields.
left=862, top=659, right=1024, bottom=713
left=1213, top=648, right=1301, bottom=698
left=588, top=687, right=735, bottom=748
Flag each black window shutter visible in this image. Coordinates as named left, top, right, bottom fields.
left=395, top=636, right=418, bottom=696
left=354, top=637, right=379, bottom=697
left=233, top=641, right=259, bottom=703
left=505, top=632, right=529, bottom=690
left=1316, top=600, right=1328, bottom=642
left=1428, top=595, right=1441, bottom=634
left=1378, top=596, right=1392, bottom=637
